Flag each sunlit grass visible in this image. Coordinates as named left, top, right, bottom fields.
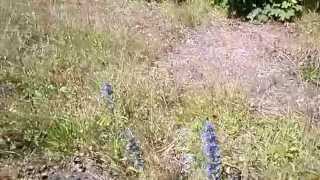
left=161, top=0, right=223, bottom=27
left=298, top=49, right=320, bottom=87
left=176, top=88, right=320, bottom=179
left=298, top=12, right=320, bottom=47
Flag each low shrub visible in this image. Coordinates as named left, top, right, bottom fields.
left=214, top=0, right=303, bottom=22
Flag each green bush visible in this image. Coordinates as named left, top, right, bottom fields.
left=214, top=0, right=303, bottom=21
left=149, top=0, right=304, bottom=22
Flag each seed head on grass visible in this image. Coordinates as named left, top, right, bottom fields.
left=201, top=120, right=222, bottom=180
left=124, top=128, right=144, bottom=172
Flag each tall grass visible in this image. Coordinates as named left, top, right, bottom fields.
left=0, top=0, right=320, bottom=179
left=299, top=12, right=320, bottom=47
left=161, top=0, right=219, bottom=27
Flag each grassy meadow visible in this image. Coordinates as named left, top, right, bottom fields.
left=0, top=0, right=320, bottom=179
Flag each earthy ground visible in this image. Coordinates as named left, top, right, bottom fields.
left=161, top=19, right=320, bottom=122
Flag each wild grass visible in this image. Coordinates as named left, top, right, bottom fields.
left=0, top=0, right=320, bottom=179
left=174, top=88, right=320, bottom=179
left=297, top=12, right=320, bottom=86
left=299, top=49, right=320, bottom=86
left=161, top=0, right=221, bottom=27
left=298, top=11, right=320, bottom=47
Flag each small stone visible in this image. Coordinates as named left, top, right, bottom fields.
left=0, top=137, right=6, bottom=146
left=73, top=157, right=82, bottom=164
left=68, top=173, right=98, bottom=180
left=39, top=165, right=47, bottom=172
left=25, top=166, right=35, bottom=175
left=48, top=174, right=68, bottom=180
left=26, top=166, right=34, bottom=171
left=72, top=164, right=86, bottom=173
left=79, top=166, right=86, bottom=173
left=0, top=84, right=14, bottom=97
left=41, top=172, right=49, bottom=180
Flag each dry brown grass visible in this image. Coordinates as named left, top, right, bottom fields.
left=298, top=12, right=320, bottom=48
left=27, top=0, right=185, bottom=56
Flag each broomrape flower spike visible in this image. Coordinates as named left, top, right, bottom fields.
left=124, top=128, right=145, bottom=172
left=100, top=82, right=114, bottom=111
left=181, top=153, right=195, bottom=176
left=201, top=120, right=222, bottom=180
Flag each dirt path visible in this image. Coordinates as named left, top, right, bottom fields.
left=161, top=20, right=320, bottom=121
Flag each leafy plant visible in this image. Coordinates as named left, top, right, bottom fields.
left=214, top=0, right=303, bottom=22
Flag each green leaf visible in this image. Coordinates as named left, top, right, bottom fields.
left=294, top=5, right=303, bottom=12
left=281, top=1, right=291, bottom=8
left=247, top=8, right=263, bottom=21
left=286, top=9, right=296, bottom=18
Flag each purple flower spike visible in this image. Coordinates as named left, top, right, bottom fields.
left=201, top=120, right=222, bottom=180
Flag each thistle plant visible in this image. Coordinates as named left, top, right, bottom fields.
left=124, top=128, right=144, bottom=172
left=201, top=120, right=222, bottom=180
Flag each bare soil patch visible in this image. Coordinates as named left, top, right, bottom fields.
left=162, top=19, right=320, bottom=121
